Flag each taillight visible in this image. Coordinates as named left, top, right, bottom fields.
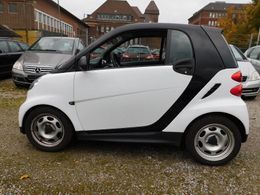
left=145, top=55, right=154, bottom=60
left=123, top=54, right=129, bottom=58
left=231, top=71, right=242, bottom=82
left=230, top=84, right=242, bottom=96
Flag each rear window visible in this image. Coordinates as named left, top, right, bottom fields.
left=168, top=30, right=193, bottom=64
left=127, top=47, right=151, bottom=54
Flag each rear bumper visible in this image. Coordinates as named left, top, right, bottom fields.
left=242, top=79, right=260, bottom=97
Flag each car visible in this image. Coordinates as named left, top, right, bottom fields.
left=0, top=38, right=29, bottom=79
left=12, top=37, right=85, bottom=87
left=151, top=49, right=160, bottom=60
left=19, top=23, right=249, bottom=166
left=230, top=44, right=260, bottom=99
left=121, top=45, right=154, bottom=62
left=244, top=46, right=260, bottom=74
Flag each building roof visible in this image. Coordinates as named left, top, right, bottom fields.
left=0, top=25, right=21, bottom=37
left=189, top=1, right=248, bottom=20
left=86, top=0, right=144, bottom=21
left=132, top=6, right=144, bottom=18
left=46, top=0, right=88, bottom=27
left=145, top=0, right=159, bottom=15
left=202, top=1, right=246, bottom=11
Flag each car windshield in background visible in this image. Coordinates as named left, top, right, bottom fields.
left=128, top=47, right=150, bottom=54
left=230, top=45, right=247, bottom=61
left=29, top=38, right=74, bottom=53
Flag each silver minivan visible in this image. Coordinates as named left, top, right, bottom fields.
left=12, top=37, right=85, bottom=87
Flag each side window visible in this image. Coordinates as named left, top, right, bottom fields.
left=0, top=41, right=9, bottom=53
left=168, top=30, right=193, bottom=64
left=8, top=41, right=22, bottom=52
left=78, top=42, right=85, bottom=51
left=19, top=42, right=29, bottom=50
left=87, top=30, right=167, bottom=69
left=117, top=36, right=166, bottom=67
left=249, top=48, right=260, bottom=60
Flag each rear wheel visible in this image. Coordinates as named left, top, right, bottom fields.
left=185, top=115, right=241, bottom=166
left=25, top=107, right=74, bottom=152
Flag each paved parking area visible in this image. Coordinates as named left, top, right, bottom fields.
left=0, top=79, right=259, bottom=194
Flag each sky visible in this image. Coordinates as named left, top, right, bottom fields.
left=55, top=0, right=251, bottom=24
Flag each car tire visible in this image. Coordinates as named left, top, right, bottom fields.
left=185, top=115, right=241, bottom=166
left=24, top=107, right=74, bottom=152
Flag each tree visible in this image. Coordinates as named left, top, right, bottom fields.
left=219, top=0, right=259, bottom=49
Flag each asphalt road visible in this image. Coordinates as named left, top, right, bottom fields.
left=0, top=79, right=259, bottom=194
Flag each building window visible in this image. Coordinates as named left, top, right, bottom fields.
left=8, top=3, right=17, bottom=13
left=35, top=10, right=38, bottom=21
left=0, top=1, right=3, bottom=13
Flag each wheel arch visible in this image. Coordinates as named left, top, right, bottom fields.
left=21, top=105, right=75, bottom=134
left=182, top=112, right=247, bottom=146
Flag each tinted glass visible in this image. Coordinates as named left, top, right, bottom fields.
left=168, top=30, right=193, bottom=64
left=30, top=37, right=75, bottom=53
left=0, top=41, right=8, bottom=53
left=9, top=41, right=22, bottom=52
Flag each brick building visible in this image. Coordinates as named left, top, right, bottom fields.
left=188, top=1, right=247, bottom=27
left=0, top=0, right=89, bottom=45
left=84, top=0, right=159, bottom=43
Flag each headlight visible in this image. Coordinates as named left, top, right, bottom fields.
left=249, top=71, right=260, bottom=81
left=13, top=61, right=23, bottom=71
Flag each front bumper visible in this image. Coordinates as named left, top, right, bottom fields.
left=12, top=69, right=43, bottom=86
left=242, top=79, right=260, bottom=97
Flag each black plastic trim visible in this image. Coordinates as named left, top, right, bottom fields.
left=202, top=83, right=221, bottom=99
left=77, top=131, right=183, bottom=146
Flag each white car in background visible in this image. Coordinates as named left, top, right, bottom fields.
left=244, top=46, right=260, bottom=74
left=230, top=45, right=260, bottom=99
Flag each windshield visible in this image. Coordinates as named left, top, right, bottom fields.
left=29, top=37, right=75, bottom=53
left=230, top=45, right=247, bottom=61
left=127, top=47, right=150, bottom=54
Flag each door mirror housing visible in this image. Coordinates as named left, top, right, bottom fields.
left=78, top=56, right=91, bottom=71
left=0, top=49, right=3, bottom=54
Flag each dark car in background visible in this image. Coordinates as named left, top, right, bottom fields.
left=12, top=37, right=85, bottom=87
left=121, top=45, right=154, bottom=62
left=0, top=38, right=29, bottom=79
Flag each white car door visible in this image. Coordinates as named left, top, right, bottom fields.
left=74, top=30, right=194, bottom=131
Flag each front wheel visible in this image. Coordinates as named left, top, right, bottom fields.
left=185, top=115, right=242, bottom=166
left=24, top=107, right=74, bottom=152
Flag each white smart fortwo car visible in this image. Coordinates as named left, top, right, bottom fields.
left=19, top=24, right=249, bottom=166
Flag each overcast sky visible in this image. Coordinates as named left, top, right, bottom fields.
left=55, top=0, right=251, bottom=23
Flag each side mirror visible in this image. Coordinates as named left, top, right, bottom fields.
left=78, top=56, right=91, bottom=71
left=75, top=49, right=80, bottom=55
left=0, top=49, right=3, bottom=54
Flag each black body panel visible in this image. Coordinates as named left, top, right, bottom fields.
left=77, top=131, right=183, bottom=146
